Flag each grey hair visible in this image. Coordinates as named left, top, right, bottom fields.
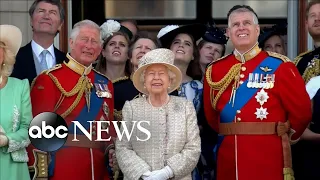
left=70, top=20, right=103, bottom=44
left=140, top=66, right=176, bottom=90
left=228, top=7, right=259, bottom=28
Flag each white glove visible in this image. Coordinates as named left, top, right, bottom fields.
left=143, top=166, right=174, bottom=180
left=141, top=170, right=162, bottom=180
left=141, top=171, right=151, bottom=179
left=0, top=135, right=8, bottom=147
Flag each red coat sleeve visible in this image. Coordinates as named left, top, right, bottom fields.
left=276, top=62, right=312, bottom=140
left=27, top=74, right=57, bottom=167
left=203, top=67, right=220, bottom=132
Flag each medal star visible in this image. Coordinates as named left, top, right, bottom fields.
left=255, top=89, right=269, bottom=106
left=254, top=107, right=269, bottom=120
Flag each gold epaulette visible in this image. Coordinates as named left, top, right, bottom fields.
left=297, top=50, right=312, bottom=57
left=302, top=60, right=320, bottom=83
left=267, top=51, right=291, bottom=62
left=46, top=65, right=90, bottom=118
left=44, top=64, right=62, bottom=75
left=293, top=50, right=312, bottom=65
left=30, top=64, right=62, bottom=89
left=207, top=54, right=231, bottom=68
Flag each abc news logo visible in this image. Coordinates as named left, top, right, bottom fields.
left=28, top=112, right=151, bottom=152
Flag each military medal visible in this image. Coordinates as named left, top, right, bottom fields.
left=247, top=73, right=253, bottom=88
left=259, top=74, right=264, bottom=88
left=103, top=102, right=110, bottom=117
left=254, top=89, right=269, bottom=120
left=94, top=83, right=112, bottom=98
left=307, top=58, right=316, bottom=68
left=253, top=73, right=259, bottom=88
left=95, top=83, right=103, bottom=97
left=255, top=89, right=269, bottom=106
left=265, top=74, right=274, bottom=89
left=269, top=74, right=275, bottom=89
left=85, top=78, right=93, bottom=112
left=103, top=84, right=112, bottom=98
left=254, top=107, right=269, bottom=120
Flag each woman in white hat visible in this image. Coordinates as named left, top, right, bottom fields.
left=115, top=48, right=201, bottom=180
left=157, top=24, right=206, bottom=114
left=0, top=25, right=32, bottom=180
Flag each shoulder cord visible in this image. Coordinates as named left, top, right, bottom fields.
left=302, top=60, right=320, bottom=83
left=206, top=63, right=241, bottom=110
left=48, top=73, right=91, bottom=118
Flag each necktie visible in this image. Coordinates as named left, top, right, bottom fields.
left=40, top=50, right=49, bottom=71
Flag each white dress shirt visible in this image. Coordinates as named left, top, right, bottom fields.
left=31, top=40, right=56, bottom=69
left=306, top=76, right=320, bottom=100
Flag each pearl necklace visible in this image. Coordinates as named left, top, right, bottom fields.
left=0, top=76, right=2, bottom=84
left=148, top=94, right=170, bottom=107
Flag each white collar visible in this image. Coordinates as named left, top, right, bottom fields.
left=31, top=40, right=55, bottom=58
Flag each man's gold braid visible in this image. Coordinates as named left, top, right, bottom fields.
left=48, top=73, right=85, bottom=97
left=60, top=84, right=86, bottom=118
left=206, top=63, right=241, bottom=109
left=47, top=73, right=91, bottom=118
left=302, top=60, right=320, bottom=83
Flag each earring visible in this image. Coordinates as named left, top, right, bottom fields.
left=168, top=86, right=171, bottom=89
left=2, top=63, right=5, bottom=66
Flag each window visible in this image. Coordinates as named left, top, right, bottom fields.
left=212, top=0, right=287, bottom=18
left=105, top=0, right=196, bottom=19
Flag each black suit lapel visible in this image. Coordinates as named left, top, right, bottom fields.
left=25, top=42, right=37, bottom=80
left=54, top=47, right=66, bottom=64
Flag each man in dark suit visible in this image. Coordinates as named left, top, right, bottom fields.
left=11, top=0, right=66, bottom=84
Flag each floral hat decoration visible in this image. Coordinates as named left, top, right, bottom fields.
left=100, top=20, right=121, bottom=41
left=100, top=19, right=133, bottom=41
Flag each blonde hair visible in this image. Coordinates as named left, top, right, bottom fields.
left=0, top=42, right=15, bottom=77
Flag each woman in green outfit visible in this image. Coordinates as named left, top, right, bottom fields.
left=0, top=24, right=32, bottom=180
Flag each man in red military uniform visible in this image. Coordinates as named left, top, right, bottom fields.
left=27, top=20, right=116, bottom=180
left=203, top=5, right=312, bottom=180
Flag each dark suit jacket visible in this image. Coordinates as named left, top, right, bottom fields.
left=11, top=42, right=66, bottom=84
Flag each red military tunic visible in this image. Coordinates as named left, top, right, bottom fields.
left=27, top=53, right=116, bottom=180
left=203, top=44, right=312, bottom=180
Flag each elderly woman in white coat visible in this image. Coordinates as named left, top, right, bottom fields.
left=115, top=48, right=201, bottom=180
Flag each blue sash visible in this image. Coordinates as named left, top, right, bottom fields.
left=213, top=56, right=282, bottom=160
left=68, top=73, right=106, bottom=134
left=48, top=73, right=108, bottom=176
